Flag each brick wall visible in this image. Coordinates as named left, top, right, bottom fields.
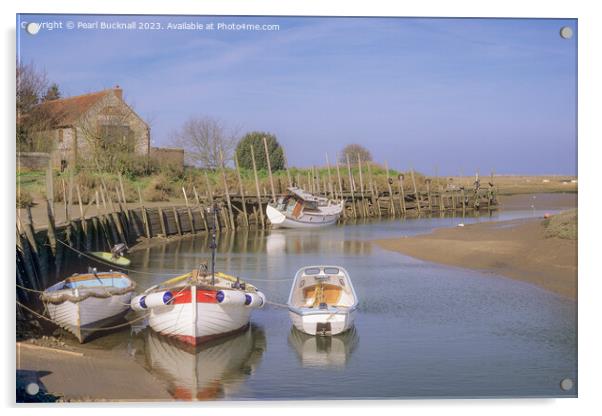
left=17, top=152, right=50, bottom=170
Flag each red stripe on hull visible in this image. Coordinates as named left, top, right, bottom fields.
left=170, top=288, right=218, bottom=305
left=156, top=323, right=251, bottom=348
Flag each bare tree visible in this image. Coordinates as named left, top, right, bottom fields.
left=339, top=143, right=373, bottom=165
left=16, top=61, right=63, bottom=152
left=170, top=116, right=238, bottom=169
left=77, top=103, right=142, bottom=173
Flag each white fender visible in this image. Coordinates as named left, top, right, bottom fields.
left=215, top=289, right=247, bottom=305
left=131, top=290, right=173, bottom=311
left=244, top=291, right=266, bottom=308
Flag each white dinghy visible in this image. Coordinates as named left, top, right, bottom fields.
left=287, top=265, right=358, bottom=336
left=266, top=187, right=343, bottom=229
left=41, top=270, right=136, bottom=343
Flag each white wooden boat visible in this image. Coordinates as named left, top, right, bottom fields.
left=288, top=326, right=359, bottom=368
left=132, top=270, right=266, bottom=347
left=266, top=187, right=343, bottom=229
left=145, top=326, right=266, bottom=400
left=41, top=271, right=136, bottom=343
left=287, top=265, right=358, bottom=336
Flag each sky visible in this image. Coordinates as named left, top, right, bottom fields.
left=17, top=15, right=577, bottom=175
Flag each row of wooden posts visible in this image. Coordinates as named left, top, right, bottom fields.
left=16, top=137, right=496, bottom=304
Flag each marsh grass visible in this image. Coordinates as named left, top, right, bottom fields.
left=543, top=209, right=577, bottom=240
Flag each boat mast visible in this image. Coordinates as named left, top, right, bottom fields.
left=210, top=204, right=218, bottom=286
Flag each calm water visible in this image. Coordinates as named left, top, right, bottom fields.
left=67, top=209, right=578, bottom=399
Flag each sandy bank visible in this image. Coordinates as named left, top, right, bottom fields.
left=374, top=215, right=577, bottom=300
left=497, top=192, right=577, bottom=210
left=16, top=340, right=171, bottom=402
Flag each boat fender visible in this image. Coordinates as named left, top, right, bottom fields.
left=244, top=291, right=266, bottom=308
left=215, top=290, right=247, bottom=305
left=131, top=291, right=173, bottom=311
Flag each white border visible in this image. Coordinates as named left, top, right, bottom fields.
left=3, top=1, right=600, bottom=415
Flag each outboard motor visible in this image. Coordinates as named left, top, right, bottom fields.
left=111, top=243, right=128, bottom=259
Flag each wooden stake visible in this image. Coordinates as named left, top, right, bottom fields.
left=45, top=159, right=54, bottom=218
left=61, top=179, right=69, bottom=223
left=172, top=207, right=182, bottom=235
left=76, top=185, right=87, bottom=238
left=426, top=179, right=433, bottom=212
left=45, top=198, right=57, bottom=256
left=283, top=150, right=293, bottom=188
left=234, top=154, right=249, bottom=227
left=410, top=169, right=421, bottom=214
left=366, top=161, right=381, bottom=218
left=204, top=171, right=213, bottom=205
left=157, top=207, right=167, bottom=237
left=263, top=136, right=276, bottom=202
left=384, top=161, right=395, bottom=217
left=335, top=161, right=346, bottom=218
left=182, top=187, right=196, bottom=233
left=345, top=154, right=357, bottom=218
left=137, top=186, right=151, bottom=238
left=250, top=145, right=265, bottom=229
left=193, top=186, right=209, bottom=231
left=398, top=174, right=406, bottom=214
left=219, top=147, right=236, bottom=230
left=357, top=154, right=368, bottom=217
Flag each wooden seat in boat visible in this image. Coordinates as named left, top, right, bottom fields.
left=302, top=284, right=343, bottom=308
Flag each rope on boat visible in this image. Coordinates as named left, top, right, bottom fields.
left=55, top=238, right=182, bottom=277
left=16, top=300, right=150, bottom=332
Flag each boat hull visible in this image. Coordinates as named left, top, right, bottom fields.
left=147, top=287, right=253, bottom=347
left=266, top=204, right=341, bottom=229
left=288, top=308, right=355, bottom=336
left=46, top=292, right=133, bottom=343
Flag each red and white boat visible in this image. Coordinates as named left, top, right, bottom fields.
left=131, top=206, right=266, bottom=347
left=132, top=270, right=266, bottom=347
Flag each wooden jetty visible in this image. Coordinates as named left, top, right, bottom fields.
left=16, top=156, right=497, bottom=306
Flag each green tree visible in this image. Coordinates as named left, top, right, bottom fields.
left=43, top=83, right=61, bottom=101
left=235, top=132, right=285, bottom=171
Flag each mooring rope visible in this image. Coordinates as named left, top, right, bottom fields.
left=266, top=300, right=289, bottom=309
left=16, top=300, right=150, bottom=332
left=16, top=283, right=45, bottom=294
left=54, top=238, right=181, bottom=277
left=53, top=238, right=295, bottom=282
left=243, top=277, right=292, bottom=282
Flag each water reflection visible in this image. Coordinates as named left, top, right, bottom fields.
left=288, top=327, right=359, bottom=368
left=144, top=326, right=266, bottom=400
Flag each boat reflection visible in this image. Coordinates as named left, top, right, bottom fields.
left=144, top=325, right=266, bottom=400
left=287, top=326, right=359, bottom=368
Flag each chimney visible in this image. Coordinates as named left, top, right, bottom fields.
left=113, top=85, right=123, bottom=100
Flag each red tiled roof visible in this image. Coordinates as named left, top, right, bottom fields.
left=33, top=89, right=113, bottom=127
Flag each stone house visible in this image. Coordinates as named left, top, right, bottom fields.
left=33, top=86, right=150, bottom=169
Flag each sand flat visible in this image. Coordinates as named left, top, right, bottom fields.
left=374, top=217, right=577, bottom=300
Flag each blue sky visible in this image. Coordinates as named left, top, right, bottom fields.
left=17, top=15, right=577, bottom=175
